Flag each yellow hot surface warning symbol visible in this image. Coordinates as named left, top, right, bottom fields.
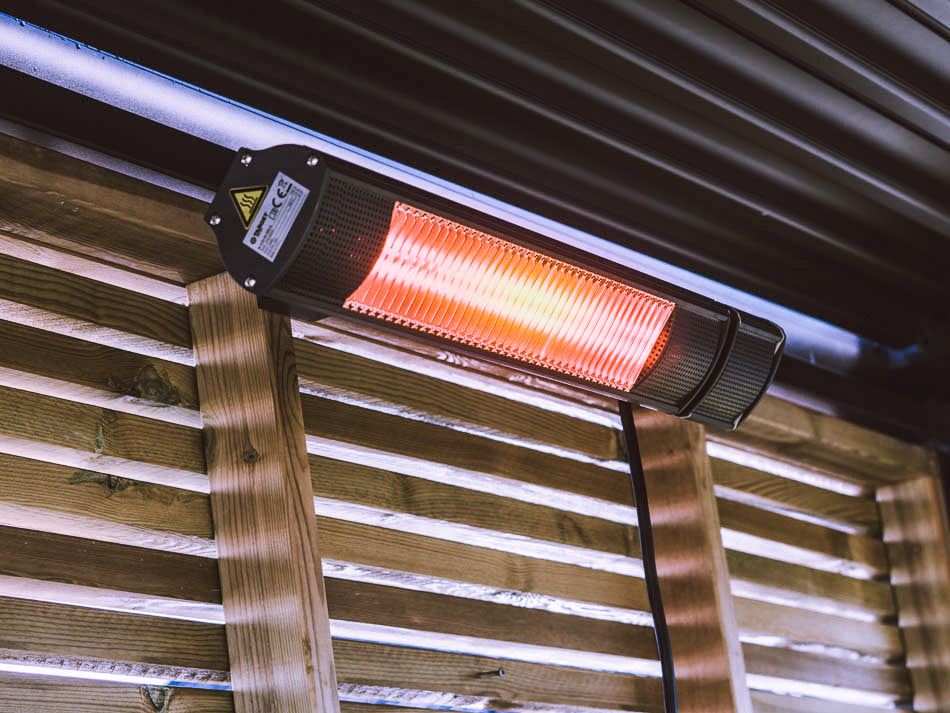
left=229, top=185, right=268, bottom=228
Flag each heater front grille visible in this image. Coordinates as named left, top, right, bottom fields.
left=692, top=324, right=780, bottom=427
left=632, top=305, right=728, bottom=410
left=275, top=174, right=393, bottom=303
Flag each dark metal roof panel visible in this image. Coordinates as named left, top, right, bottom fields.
left=4, top=0, right=950, bottom=353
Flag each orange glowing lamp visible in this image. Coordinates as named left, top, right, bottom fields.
left=346, top=203, right=674, bottom=391
left=207, top=145, right=784, bottom=429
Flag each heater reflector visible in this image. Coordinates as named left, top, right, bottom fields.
left=344, top=203, right=675, bottom=390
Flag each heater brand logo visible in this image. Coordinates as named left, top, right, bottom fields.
left=229, top=185, right=268, bottom=228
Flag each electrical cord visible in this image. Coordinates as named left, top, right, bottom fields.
left=618, top=400, right=678, bottom=713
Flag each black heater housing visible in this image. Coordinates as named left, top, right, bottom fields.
left=206, top=144, right=784, bottom=430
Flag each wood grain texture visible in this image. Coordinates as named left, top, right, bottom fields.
left=0, top=607, right=663, bottom=712
left=0, top=526, right=219, bottom=604
left=0, top=384, right=207, bottom=492
left=726, top=551, right=896, bottom=621
left=327, top=579, right=657, bottom=661
left=733, top=598, right=902, bottom=659
left=0, top=133, right=221, bottom=284
left=294, top=338, right=621, bottom=461
left=310, top=456, right=639, bottom=559
left=333, top=638, right=662, bottom=712
left=750, top=690, right=903, bottom=713
left=633, top=409, right=752, bottom=713
left=0, top=252, right=192, bottom=349
left=718, top=499, right=888, bottom=579
left=709, top=395, right=937, bottom=489
left=0, top=449, right=894, bottom=659
left=0, top=596, right=228, bottom=672
left=0, top=231, right=189, bottom=304
left=0, top=318, right=198, bottom=423
left=0, top=575, right=223, bottom=625
left=303, top=399, right=889, bottom=579
left=0, top=452, right=214, bottom=556
left=879, top=474, right=950, bottom=712
left=711, top=457, right=881, bottom=534
left=317, top=515, right=651, bottom=615
left=743, top=643, right=911, bottom=700
left=301, top=394, right=631, bottom=509
left=189, top=273, right=340, bottom=713
left=0, top=673, right=234, bottom=713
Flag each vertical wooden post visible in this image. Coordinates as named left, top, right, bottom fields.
left=878, top=472, right=950, bottom=713
left=633, top=409, right=752, bottom=713
left=188, top=273, right=340, bottom=713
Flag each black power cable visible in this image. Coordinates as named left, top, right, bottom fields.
left=618, top=400, right=678, bottom=713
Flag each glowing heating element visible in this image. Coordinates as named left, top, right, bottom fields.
left=345, top=203, right=675, bottom=390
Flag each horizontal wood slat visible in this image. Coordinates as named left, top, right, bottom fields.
left=710, top=395, right=936, bottom=489
left=0, top=593, right=906, bottom=705
left=310, top=456, right=639, bottom=560
left=0, top=596, right=229, bottom=673
left=0, top=385, right=207, bottom=491
left=294, top=338, right=622, bottom=462
left=302, top=394, right=632, bottom=510
left=0, top=461, right=901, bottom=662
left=734, top=598, right=902, bottom=660
left=295, top=336, right=886, bottom=533
left=0, top=527, right=219, bottom=604
left=0, top=134, right=221, bottom=285
left=718, top=499, right=888, bottom=578
left=711, top=457, right=881, bottom=534
left=0, top=598, right=664, bottom=712
left=305, top=402, right=885, bottom=578
left=0, top=232, right=189, bottom=304
left=750, top=690, right=902, bottom=713
left=333, top=639, right=662, bottom=712
left=0, top=319, right=198, bottom=410
left=0, top=252, right=192, bottom=350
left=726, top=551, right=896, bottom=620
left=0, top=527, right=654, bottom=666
left=0, top=452, right=214, bottom=555
left=745, top=643, right=911, bottom=700
left=0, top=673, right=234, bottom=713
left=326, top=579, right=658, bottom=661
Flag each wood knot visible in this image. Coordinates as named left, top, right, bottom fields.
left=142, top=686, right=173, bottom=713
left=242, top=444, right=260, bottom=465
left=69, top=470, right=134, bottom=496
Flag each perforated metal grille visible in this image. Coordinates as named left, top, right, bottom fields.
left=692, top=325, right=779, bottom=426
left=632, top=305, right=728, bottom=409
left=275, top=174, right=394, bottom=304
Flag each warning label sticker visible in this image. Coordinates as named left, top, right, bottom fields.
left=242, top=172, right=310, bottom=263
left=229, top=185, right=267, bottom=228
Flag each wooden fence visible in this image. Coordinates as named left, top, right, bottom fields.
left=0, top=132, right=947, bottom=712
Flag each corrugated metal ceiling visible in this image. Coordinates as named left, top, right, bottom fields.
left=3, top=0, right=950, bottom=439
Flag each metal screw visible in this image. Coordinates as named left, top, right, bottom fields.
left=244, top=275, right=257, bottom=289
left=240, top=152, right=253, bottom=166
left=476, top=668, right=505, bottom=678
left=208, top=214, right=221, bottom=226
left=306, top=154, right=320, bottom=167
